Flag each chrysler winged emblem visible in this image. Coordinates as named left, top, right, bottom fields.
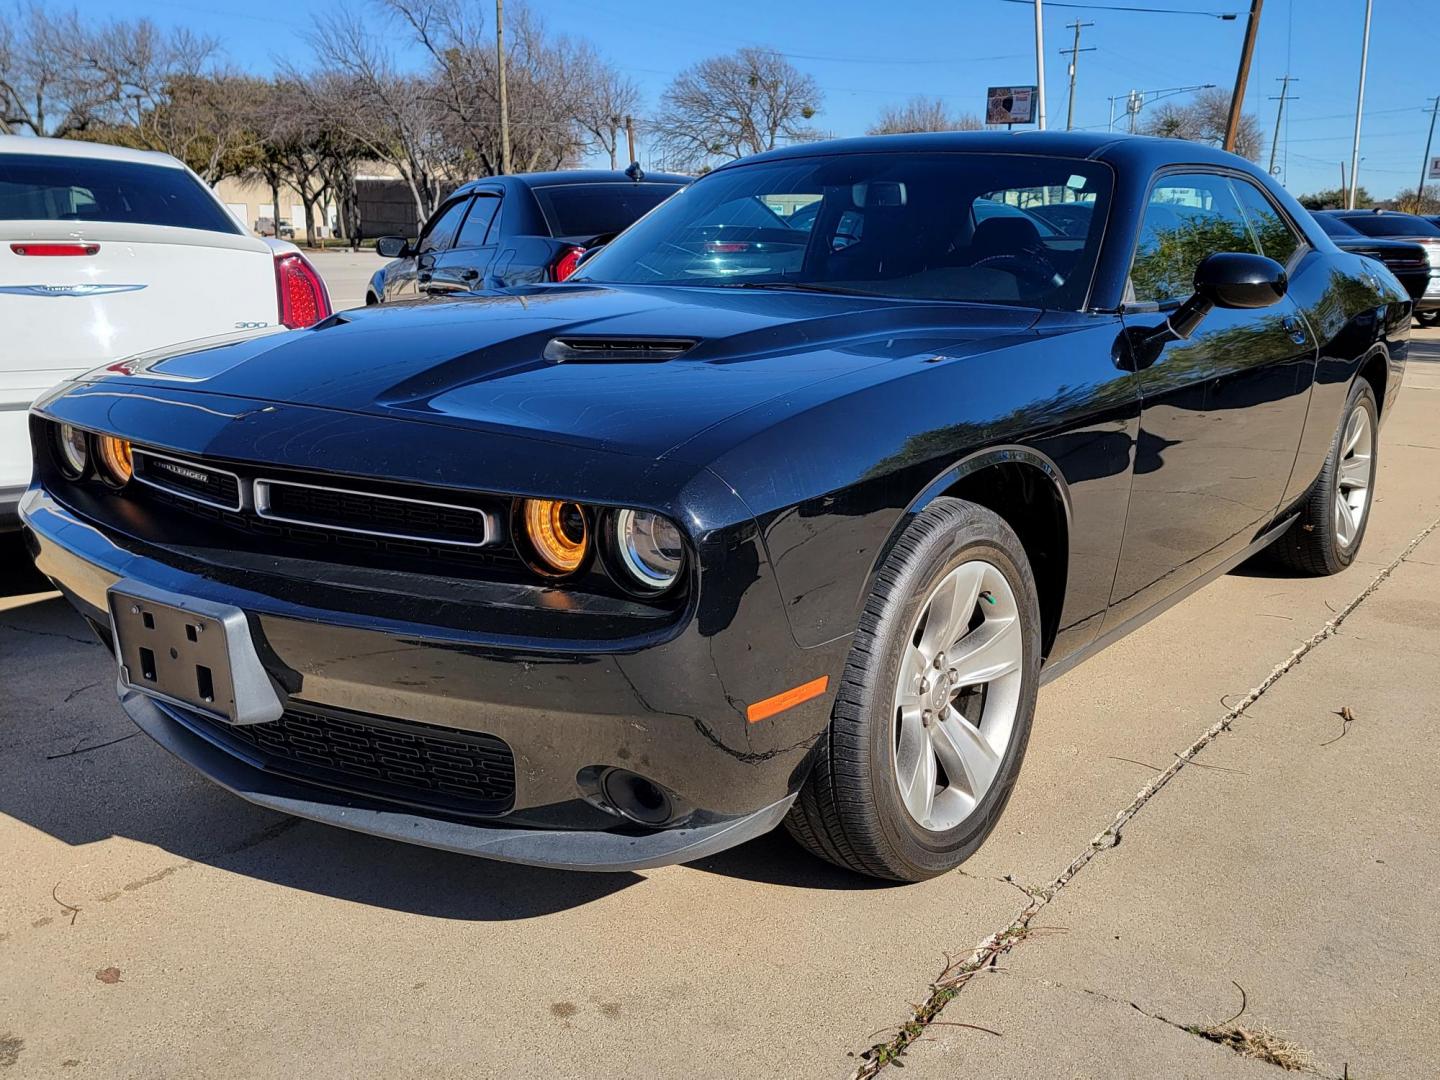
left=0, top=283, right=148, bottom=297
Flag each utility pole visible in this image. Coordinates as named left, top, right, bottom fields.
left=1061, top=20, right=1095, bottom=132
left=1267, top=75, right=1296, bottom=177
left=1034, top=0, right=1048, bottom=130
left=1340, top=161, right=1347, bottom=197
left=625, top=115, right=636, bottom=165
left=1348, top=0, right=1372, bottom=209
left=1127, top=89, right=1142, bottom=134
left=1224, top=0, right=1263, bottom=153
left=496, top=0, right=512, bottom=175
left=1416, top=96, right=1440, bottom=214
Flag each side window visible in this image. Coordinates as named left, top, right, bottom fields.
left=416, top=198, right=469, bottom=255
left=456, top=195, right=500, bottom=248
left=1231, top=179, right=1304, bottom=267
left=1130, top=172, right=1258, bottom=304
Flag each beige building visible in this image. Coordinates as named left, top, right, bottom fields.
left=212, top=176, right=336, bottom=242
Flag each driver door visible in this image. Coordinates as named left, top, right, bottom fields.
left=391, top=196, right=469, bottom=300
left=1106, top=170, right=1316, bottom=628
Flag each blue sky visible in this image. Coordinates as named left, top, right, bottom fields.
left=62, top=0, right=1440, bottom=198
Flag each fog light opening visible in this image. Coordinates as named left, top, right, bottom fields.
left=600, top=768, right=673, bottom=826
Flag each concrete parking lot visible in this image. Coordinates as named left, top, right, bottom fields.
left=309, top=250, right=379, bottom=311
left=2, top=332, right=1437, bottom=1079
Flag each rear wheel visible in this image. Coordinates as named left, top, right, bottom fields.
left=785, top=499, right=1041, bottom=881
left=1272, top=377, right=1378, bottom=575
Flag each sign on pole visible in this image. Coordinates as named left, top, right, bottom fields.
left=1428, top=155, right=1440, bottom=181
left=987, top=86, right=1037, bottom=126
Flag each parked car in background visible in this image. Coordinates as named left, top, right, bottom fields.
left=255, top=216, right=295, bottom=240
left=366, top=169, right=688, bottom=303
left=1311, top=212, right=1433, bottom=312
left=23, top=133, right=1406, bottom=880
left=0, top=136, right=331, bottom=529
left=1318, top=209, right=1440, bottom=324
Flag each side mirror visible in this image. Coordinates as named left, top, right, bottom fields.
left=575, top=245, right=605, bottom=269
left=375, top=236, right=411, bottom=259
left=1167, top=252, right=1288, bottom=340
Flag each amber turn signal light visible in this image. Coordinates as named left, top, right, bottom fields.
left=96, top=435, right=133, bottom=487
left=521, top=498, right=589, bottom=574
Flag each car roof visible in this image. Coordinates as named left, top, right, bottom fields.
left=718, top=130, right=1261, bottom=173
left=454, top=170, right=691, bottom=195
left=0, top=134, right=186, bottom=168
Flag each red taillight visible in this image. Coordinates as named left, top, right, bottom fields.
left=274, top=252, right=332, bottom=329
left=552, top=246, right=585, bottom=282
left=10, top=242, right=99, bottom=256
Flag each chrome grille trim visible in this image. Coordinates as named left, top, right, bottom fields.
left=131, top=449, right=244, bottom=512
left=252, top=477, right=498, bottom=548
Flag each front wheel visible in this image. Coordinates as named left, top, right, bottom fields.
left=785, top=499, right=1041, bottom=882
left=1272, top=377, right=1378, bottom=575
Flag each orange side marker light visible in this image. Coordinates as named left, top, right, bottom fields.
left=746, top=675, right=830, bottom=724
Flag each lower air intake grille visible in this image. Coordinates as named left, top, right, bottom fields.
left=180, top=704, right=516, bottom=816
left=255, top=478, right=495, bottom=547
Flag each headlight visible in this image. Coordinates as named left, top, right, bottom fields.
left=55, top=424, right=88, bottom=477
left=96, top=435, right=133, bottom=487
left=521, top=498, right=590, bottom=575
left=612, top=509, right=684, bottom=592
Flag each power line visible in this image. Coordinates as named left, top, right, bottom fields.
left=998, top=0, right=1239, bottom=18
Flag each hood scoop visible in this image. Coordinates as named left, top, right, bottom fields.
left=543, top=336, right=698, bottom=363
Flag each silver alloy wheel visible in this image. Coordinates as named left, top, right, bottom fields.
left=892, top=560, right=1024, bottom=832
left=1335, top=405, right=1373, bottom=549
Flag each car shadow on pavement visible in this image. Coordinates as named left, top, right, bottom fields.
left=1, top=545, right=880, bottom=918
left=1, top=533, right=52, bottom=598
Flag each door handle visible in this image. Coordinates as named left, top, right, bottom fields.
left=460, top=268, right=480, bottom=281
left=1281, top=314, right=1308, bottom=345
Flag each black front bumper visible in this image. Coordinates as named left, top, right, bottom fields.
left=21, top=485, right=847, bottom=870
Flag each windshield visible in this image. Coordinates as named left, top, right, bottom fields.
left=573, top=152, right=1113, bottom=309
left=532, top=183, right=683, bottom=239
left=0, top=153, right=241, bottom=233
left=1313, top=214, right=1360, bottom=238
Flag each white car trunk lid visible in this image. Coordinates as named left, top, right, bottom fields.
left=2, top=222, right=278, bottom=393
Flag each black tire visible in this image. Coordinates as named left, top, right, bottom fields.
left=1271, top=377, right=1379, bottom=576
left=785, top=498, right=1042, bottom=882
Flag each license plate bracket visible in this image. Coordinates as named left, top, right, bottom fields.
left=107, top=581, right=283, bottom=726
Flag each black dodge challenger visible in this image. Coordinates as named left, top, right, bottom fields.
left=21, top=133, right=1407, bottom=881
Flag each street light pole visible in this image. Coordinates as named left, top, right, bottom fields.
left=496, top=0, right=512, bottom=175
left=1061, top=20, right=1095, bottom=132
left=1416, top=96, right=1440, bottom=214
left=1034, top=0, right=1048, bottom=131
left=1347, top=0, right=1372, bottom=210
left=1224, top=0, right=1263, bottom=153
left=1268, top=75, right=1296, bottom=177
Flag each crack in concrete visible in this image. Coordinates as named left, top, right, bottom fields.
left=850, top=514, right=1440, bottom=1077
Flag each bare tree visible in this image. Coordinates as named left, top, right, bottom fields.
left=867, top=96, right=981, bottom=136
left=298, top=14, right=453, bottom=220
left=1141, top=87, right=1263, bottom=161
left=652, top=47, right=821, bottom=171
left=571, top=43, right=639, bottom=169
left=0, top=6, right=186, bottom=137
left=377, top=0, right=588, bottom=176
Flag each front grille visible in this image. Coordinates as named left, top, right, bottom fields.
left=180, top=704, right=516, bottom=816
left=133, top=450, right=242, bottom=510
left=256, top=479, right=494, bottom=547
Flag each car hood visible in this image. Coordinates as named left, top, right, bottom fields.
left=115, top=284, right=1041, bottom=462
